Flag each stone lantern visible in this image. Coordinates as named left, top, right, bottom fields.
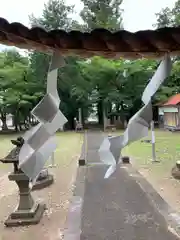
left=0, top=137, right=46, bottom=227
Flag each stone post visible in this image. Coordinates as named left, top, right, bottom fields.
left=78, top=108, right=82, bottom=125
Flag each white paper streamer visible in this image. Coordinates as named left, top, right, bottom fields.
left=18, top=52, right=67, bottom=182
left=99, top=55, right=172, bottom=178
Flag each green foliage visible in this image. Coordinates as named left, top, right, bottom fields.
left=29, top=0, right=76, bottom=31
left=153, top=0, right=180, bottom=103
left=28, top=0, right=124, bottom=128
left=155, top=0, right=180, bottom=28
left=155, top=7, right=174, bottom=28
left=80, top=0, right=123, bottom=31
left=28, top=0, right=87, bottom=128
left=2, top=0, right=180, bottom=132
left=0, top=49, right=41, bottom=130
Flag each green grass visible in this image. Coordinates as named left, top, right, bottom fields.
left=121, top=130, right=180, bottom=178
left=0, top=132, right=83, bottom=172
left=53, top=132, right=82, bottom=166
left=1, top=129, right=179, bottom=181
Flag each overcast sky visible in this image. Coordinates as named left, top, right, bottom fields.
left=0, top=0, right=177, bottom=51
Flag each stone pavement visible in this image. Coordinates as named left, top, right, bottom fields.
left=64, top=131, right=180, bottom=240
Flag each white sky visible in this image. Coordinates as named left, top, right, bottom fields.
left=0, top=0, right=177, bottom=31
left=0, top=0, right=177, bottom=51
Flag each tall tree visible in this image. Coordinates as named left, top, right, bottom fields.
left=0, top=50, right=40, bottom=131
left=30, top=0, right=78, bottom=31
left=155, top=7, right=174, bottom=28
left=155, top=0, right=180, bottom=28
left=80, top=0, right=124, bottom=31
left=80, top=0, right=124, bottom=123
left=29, top=0, right=90, bottom=129
left=154, top=0, right=180, bottom=104
left=29, top=0, right=76, bottom=88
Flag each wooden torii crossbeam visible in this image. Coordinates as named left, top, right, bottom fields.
left=0, top=17, right=180, bottom=59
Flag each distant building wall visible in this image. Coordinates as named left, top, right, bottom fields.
left=0, top=114, right=13, bottom=127
left=158, top=106, right=180, bottom=129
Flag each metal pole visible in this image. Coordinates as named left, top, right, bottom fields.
left=49, top=151, right=56, bottom=168
left=151, top=120, right=157, bottom=162
left=51, top=152, right=55, bottom=166
left=103, top=104, right=106, bottom=132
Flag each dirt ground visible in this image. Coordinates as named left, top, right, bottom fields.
left=134, top=164, right=180, bottom=214
left=116, top=130, right=180, bottom=214
left=0, top=157, right=78, bottom=240
left=0, top=133, right=82, bottom=240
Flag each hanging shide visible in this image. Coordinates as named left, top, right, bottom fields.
left=99, top=55, right=172, bottom=178
left=18, top=52, right=67, bottom=183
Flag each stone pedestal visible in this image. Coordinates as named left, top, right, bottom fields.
left=172, top=161, right=180, bottom=180
left=32, top=168, right=54, bottom=191
left=48, top=152, right=56, bottom=168
left=79, top=159, right=86, bottom=166
left=121, top=156, right=130, bottom=164
left=78, top=133, right=86, bottom=166
left=5, top=171, right=46, bottom=227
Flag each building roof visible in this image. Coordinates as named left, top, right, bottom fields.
left=153, top=101, right=165, bottom=107
left=163, top=94, right=180, bottom=106
left=1, top=17, right=180, bottom=59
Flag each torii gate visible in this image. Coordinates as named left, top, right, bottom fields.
left=0, top=17, right=180, bottom=238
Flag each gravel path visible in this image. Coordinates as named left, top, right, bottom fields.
left=79, top=131, right=180, bottom=239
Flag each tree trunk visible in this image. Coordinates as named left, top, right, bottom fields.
left=14, top=111, right=20, bottom=132
left=14, top=117, right=19, bottom=132
left=120, top=103, right=126, bottom=128
left=97, top=100, right=103, bottom=125
left=1, top=112, right=8, bottom=131
left=65, top=115, right=75, bottom=130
